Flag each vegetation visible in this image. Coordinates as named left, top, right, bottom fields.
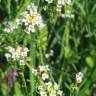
left=0, top=0, right=96, bottom=96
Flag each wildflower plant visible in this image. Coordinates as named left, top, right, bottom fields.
left=0, top=0, right=96, bottom=96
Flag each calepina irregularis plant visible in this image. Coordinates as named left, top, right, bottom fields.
left=0, top=0, right=95, bottom=96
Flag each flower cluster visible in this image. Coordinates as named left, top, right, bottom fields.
left=56, top=0, right=71, bottom=12
left=4, top=3, right=45, bottom=34
left=5, top=46, right=29, bottom=65
left=3, top=20, right=18, bottom=33
left=32, top=65, right=64, bottom=96
left=76, top=72, right=84, bottom=84
left=38, top=82, right=63, bottom=96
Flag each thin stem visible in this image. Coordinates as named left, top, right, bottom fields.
left=29, top=33, right=36, bottom=96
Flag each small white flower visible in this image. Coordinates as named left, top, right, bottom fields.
left=45, top=82, right=53, bottom=88
left=54, top=83, right=59, bottom=90
left=45, top=0, right=53, bottom=4
left=21, top=47, right=29, bottom=57
left=56, top=4, right=62, bottom=12
left=57, top=90, right=63, bottom=96
left=49, top=93, right=56, bottom=96
left=16, top=18, right=21, bottom=25
left=45, top=50, right=54, bottom=58
left=11, top=53, right=17, bottom=60
left=45, top=53, right=50, bottom=58
left=76, top=72, right=84, bottom=83
left=39, top=91, right=47, bottom=96
left=49, top=50, right=54, bottom=56
left=42, top=73, right=49, bottom=80
left=5, top=46, right=29, bottom=61
left=6, top=46, right=15, bottom=53
left=39, top=65, right=49, bottom=72
left=4, top=28, right=11, bottom=33
left=32, top=69, right=38, bottom=75
left=45, top=65, right=50, bottom=71
left=5, top=53, right=11, bottom=59
left=58, top=0, right=65, bottom=5
left=26, top=25, right=35, bottom=33
left=61, top=13, right=74, bottom=18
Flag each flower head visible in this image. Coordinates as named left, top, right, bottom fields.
left=76, top=72, right=84, bottom=84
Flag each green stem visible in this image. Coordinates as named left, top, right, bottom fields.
left=38, top=45, right=44, bottom=65
left=7, top=0, right=11, bottom=19
left=30, top=33, right=36, bottom=96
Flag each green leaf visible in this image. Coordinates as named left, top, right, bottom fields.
left=86, top=56, right=94, bottom=68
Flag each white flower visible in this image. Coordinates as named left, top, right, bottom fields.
left=39, top=65, right=49, bottom=72
left=16, top=18, right=22, bottom=25
left=27, top=3, right=38, bottom=12
left=20, top=60, right=26, bottom=65
left=32, top=69, right=38, bottom=75
left=57, top=90, right=63, bottom=96
left=45, top=50, right=54, bottom=59
left=21, top=47, right=29, bottom=57
left=45, top=82, right=53, bottom=88
left=45, top=53, right=50, bottom=58
left=5, top=53, right=11, bottom=59
left=76, top=72, right=84, bottom=83
left=6, top=46, right=15, bottom=53
left=22, top=3, right=45, bottom=33
left=16, top=46, right=29, bottom=57
left=45, top=65, right=50, bottom=71
left=42, top=73, right=49, bottom=80
left=53, top=83, right=59, bottom=90
left=49, top=93, right=56, bottom=96
left=5, top=46, right=29, bottom=61
left=58, top=0, right=65, bottom=5
left=4, top=28, right=11, bottom=33
left=26, top=25, right=35, bottom=33
left=49, top=50, right=54, bottom=56
left=56, top=4, right=62, bottom=12
left=40, top=91, right=47, bottom=96
left=11, top=53, right=17, bottom=60
left=4, top=21, right=18, bottom=33
left=45, top=0, right=53, bottom=4
left=61, top=13, right=74, bottom=18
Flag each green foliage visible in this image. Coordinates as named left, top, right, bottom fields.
left=0, top=0, right=96, bottom=96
